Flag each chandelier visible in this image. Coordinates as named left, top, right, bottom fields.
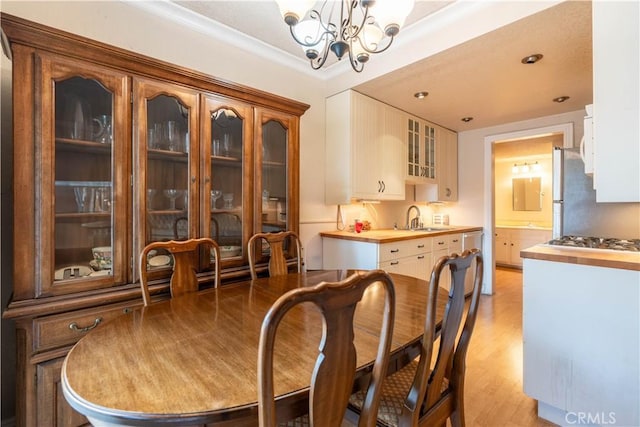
left=274, top=0, right=415, bottom=72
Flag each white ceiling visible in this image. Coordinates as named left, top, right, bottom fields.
left=167, top=1, right=592, bottom=132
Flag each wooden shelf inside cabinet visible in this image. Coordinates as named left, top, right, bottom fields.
left=56, top=137, right=113, bottom=153
left=55, top=212, right=111, bottom=221
left=147, top=148, right=189, bottom=161
left=263, top=160, right=286, bottom=168
left=211, top=209, right=242, bottom=215
left=212, top=155, right=242, bottom=165
left=148, top=209, right=188, bottom=215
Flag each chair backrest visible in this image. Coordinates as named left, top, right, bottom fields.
left=400, top=249, right=483, bottom=426
left=258, top=270, right=396, bottom=427
left=139, top=237, right=221, bottom=306
left=247, top=231, right=302, bottom=280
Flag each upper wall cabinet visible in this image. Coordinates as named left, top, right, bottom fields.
left=592, top=2, right=639, bottom=202
left=325, top=90, right=405, bottom=204
left=406, top=116, right=436, bottom=184
left=436, top=126, right=458, bottom=202
left=2, top=13, right=308, bottom=427
left=414, top=124, right=458, bottom=202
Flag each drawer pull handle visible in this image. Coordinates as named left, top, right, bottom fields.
left=390, top=261, right=399, bottom=265
left=390, top=249, right=400, bottom=253
left=452, top=239, right=459, bottom=243
left=69, top=317, right=103, bottom=333
left=438, top=241, right=445, bottom=245
left=417, top=255, right=425, bottom=259
left=417, top=244, right=425, bottom=248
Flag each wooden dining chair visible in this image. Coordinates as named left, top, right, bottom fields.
left=248, top=230, right=303, bottom=280
left=139, top=237, right=221, bottom=306
left=258, top=270, right=396, bottom=427
left=348, top=249, right=484, bottom=427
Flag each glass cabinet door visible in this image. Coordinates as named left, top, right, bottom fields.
left=39, top=55, right=129, bottom=296
left=133, top=78, right=198, bottom=270
left=255, top=109, right=299, bottom=258
left=202, top=95, right=253, bottom=264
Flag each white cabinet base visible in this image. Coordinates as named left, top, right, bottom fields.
left=523, top=258, right=639, bottom=427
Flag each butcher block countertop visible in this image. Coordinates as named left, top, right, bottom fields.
left=521, top=244, right=640, bottom=271
left=320, top=226, right=483, bottom=244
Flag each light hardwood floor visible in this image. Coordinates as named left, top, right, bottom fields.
left=344, top=267, right=556, bottom=427
left=462, top=267, right=555, bottom=427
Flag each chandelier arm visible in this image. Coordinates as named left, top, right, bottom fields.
left=309, top=35, right=333, bottom=70
left=359, top=34, right=395, bottom=54
left=346, top=0, right=371, bottom=41
left=347, top=48, right=364, bottom=72
left=287, top=13, right=336, bottom=48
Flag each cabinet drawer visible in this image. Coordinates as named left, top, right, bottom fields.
left=449, top=233, right=463, bottom=253
left=33, top=300, right=141, bottom=353
left=379, top=238, right=431, bottom=262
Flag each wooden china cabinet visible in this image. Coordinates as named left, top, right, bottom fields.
left=1, top=14, right=308, bottom=427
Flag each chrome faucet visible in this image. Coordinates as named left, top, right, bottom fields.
left=406, top=205, right=421, bottom=229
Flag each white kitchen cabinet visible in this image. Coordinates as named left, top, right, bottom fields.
left=413, top=124, right=458, bottom=202
left=322, top=237, right=433, bottom=280
left=494, top=227, right=551, bottom=268
left=325, top=90, right=405, bottom=204
left=523, top=258, right=639, bottom=426
left=592, top=2, right=639, bottom=202
left=431, top=233, right=462, bottom=290
left=406, top=116, right=436, bottom=184
left=436, top=127, right=458, bottom=201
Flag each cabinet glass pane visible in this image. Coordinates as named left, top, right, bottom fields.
left=211, top=108, right=244, bottom=257
left=145, top=95, right=190, bottom=243
left=54, top=77, right=114, bottom=279
left=261, top=120, right=287, bottom=233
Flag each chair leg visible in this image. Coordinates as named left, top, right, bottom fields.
left=450, top=387, right=465, bottom=427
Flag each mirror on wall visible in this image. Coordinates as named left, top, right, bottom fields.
left=512, top=177, right=542, bottom=211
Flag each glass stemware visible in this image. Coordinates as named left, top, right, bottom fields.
left=210, top=189, right=222, bottom=210
left=222, top=193, right=234, bottom=209
left=166, top=121, right=180, bottom=152
left=146, top=189, right=156, bottom=210
left=163, top=189, right=180, bottom=210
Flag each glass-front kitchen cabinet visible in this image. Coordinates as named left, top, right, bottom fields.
left=2, top=14, right=308, bottom=427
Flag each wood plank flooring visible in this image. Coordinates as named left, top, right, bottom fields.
left=462, top=267, right=555, bottom=427
left=343, top=267, right=556, bottom=427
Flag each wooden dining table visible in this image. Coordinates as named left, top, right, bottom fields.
left=61, top=270, right=448, bottom=426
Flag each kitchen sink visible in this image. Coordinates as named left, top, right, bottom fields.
left=415, top=227, right=450, bottom=231
left=401, top=226, right=451, bottom=232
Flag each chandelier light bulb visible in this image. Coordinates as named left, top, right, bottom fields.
left=371, top=0, right=415, bottom=37
left=276, top=0, right=315, bottom=26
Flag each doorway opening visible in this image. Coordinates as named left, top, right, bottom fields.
left=482, top=123, right=573, bottom=294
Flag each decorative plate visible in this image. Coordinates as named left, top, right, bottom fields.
left=149, top=255, right=171, bottom=267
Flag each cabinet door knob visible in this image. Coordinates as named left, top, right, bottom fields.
left=445, top=188, right=451, bottom=197
left=381, top=181, right=385, bottom=192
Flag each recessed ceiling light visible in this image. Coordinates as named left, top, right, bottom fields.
left=521, top=53, right=543, bottom=64
left=553, top=96, right=570, bottom=103
left=414, top=91, right=428, bottom=99
left=461, top=117, right=473, bottom=122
